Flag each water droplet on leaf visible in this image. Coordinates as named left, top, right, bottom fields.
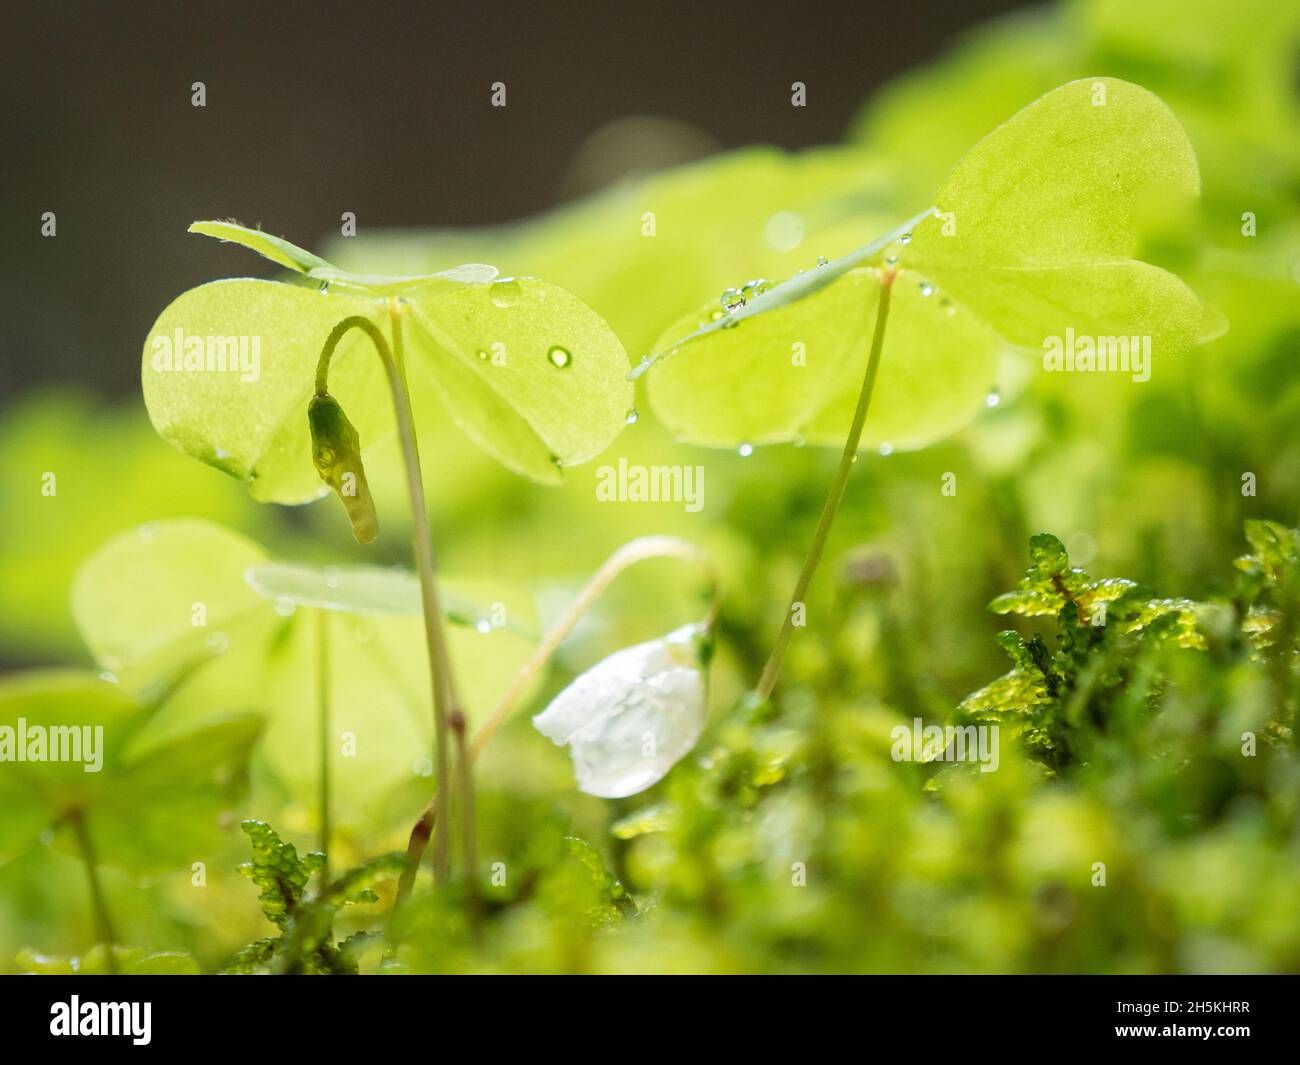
left=547, top=345, right=572, bottom=368
left=720, top=287, right=745, bottom=314
left=738, top=442, right=754, bottom=457
left=489, top=278, right=522, bottom=308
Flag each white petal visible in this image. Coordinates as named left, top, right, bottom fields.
left=533, top=624, right=708, bottom=798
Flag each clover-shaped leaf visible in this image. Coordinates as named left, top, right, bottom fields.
left=71, top=520, right=537, bottom=817
left=645, top=262, right=1004, bottom=451
left=902, top=77, right=1223, bottom=354
left=643, top=79, right=1219, bottom=454
left=0, top=670, right=261, bottom=875
left=143, top=222, right=631, bottom=500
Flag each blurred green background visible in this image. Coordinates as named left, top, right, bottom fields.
left=2, top=0, right=1299, bottom=973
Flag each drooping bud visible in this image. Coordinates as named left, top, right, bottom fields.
left=308, top=393, right=378, bottom=544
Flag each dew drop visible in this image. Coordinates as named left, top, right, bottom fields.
left=709, top=309, right=725, bottom=322
left=412, top=757, right=434, bottom=778
left=318, top=281, right=330, bottom=293
left=738, top=442, right=754, bottom=457
left=720, top=287, right=746, bottom=314
left=741, top=278, right=768, bottom=301
left=884, top=254, right=898, bottom=266
left=878, top=442, right=894, bottom=456
left=489, top=278, right=522, bottom=308
left=625, top=409, right=639, bottom=424
left=918, top=281, right=935, bottom=297
left=475, top=618, right=492, bottom=634
left=476, top=348, right=490, bottom=361
left=816, top=255, right=830, bottom=267
left=899, top=232, right=912, bottom=245
left=547, top=345, right=572, bottom=368
left=274, top=599, right=296, bottom=617
left=985, top=389, right=1001, bottom=408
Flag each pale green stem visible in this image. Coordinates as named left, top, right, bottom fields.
left=68, top=810, right=117, bottom=974
left=314, top=307, right=458, bottom=886
left=755, top=269, right=895, bottom=702
left=316, top=609, right=332, bottom=886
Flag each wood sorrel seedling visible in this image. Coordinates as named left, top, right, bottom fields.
left=142, top=227, right=631, bottom=886
left=640, top=78, right=1223, bottom=699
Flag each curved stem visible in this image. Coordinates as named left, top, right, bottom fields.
left=754, top=269, right=895, bottom=702
left=389, top=535, right=719, bottom=917
left=68, top=809, right=117, bottom=973
left=316, top=609, right=331, bottom=886
left=315, top=307, right=458, bottom=886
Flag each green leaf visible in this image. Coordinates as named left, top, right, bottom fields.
left=72, top=518, right=267, bottom=687
left=145, top=233, right=631, bottom=496
left=143, top=279, right=389, bottom=503
left=0, top=672, right=140, bottom=863
left=92, top=714, right=263, bottom=874
left=0, top=670, right=261, bottom=874
left=189, top=220, right=333, bottom=274
left=403, top=277, right=633, bottom=483
left=237, top=819, right=322, bottom=930
left=903, top=77, right=1221, bottom=356
left=72, top=520, right=539, bottom=819
left=645, top=264, right=1003, bottom=452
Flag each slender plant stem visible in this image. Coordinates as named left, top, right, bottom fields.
left=316, top=609, right=332, bottom=886
left=451, top=715, right=480, bottom=932
left=314, top=307, right=460, bottom=886
left=68, top=810, right=117, bottom=973
left=389, top=535, right=720, bottom=918
left=754, top=269, right=896, bottom=702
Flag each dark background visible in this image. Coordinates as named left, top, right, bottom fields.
left=1, top=0, right=1025, bottom=401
